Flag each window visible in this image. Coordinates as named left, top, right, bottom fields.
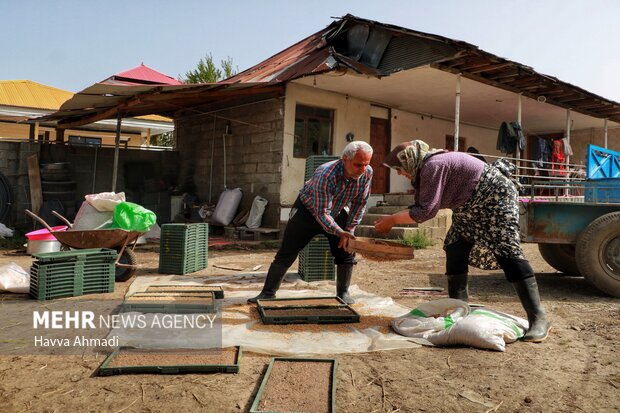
left=294, top=104, right=334, bottom=158
left=68, top=135, right=102, bottom=147
left=445, top=135, right=466, bottom=152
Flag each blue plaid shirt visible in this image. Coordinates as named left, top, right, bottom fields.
left=299, top=159, right=373, bottom=235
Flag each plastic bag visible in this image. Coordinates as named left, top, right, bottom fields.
left=246, top=196, right=268, bottom=229
left=211, top=188, right=242, bottom=226
left=85, top=192, right=126, bottom=212
left=391, top=299, right=527, bottom=352
left=391, top=299, right=469, bottom=339
left=0, top=262, right=30, bottom=293
left=0, top=223, right=14, bottom=238
left=72, top=201, right=113, bottom=230
left=110, top=202, right=156, bottom=232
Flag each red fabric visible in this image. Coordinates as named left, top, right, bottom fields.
left=551, top=140, right=566, bottom=176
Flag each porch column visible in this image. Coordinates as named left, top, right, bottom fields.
left=111, top=111, right=122, bottom=192
left=565, top=109, right=571, bottom=167
left=516, top=93, right=522, bottom=170
left=453, top=74, right=461, bottom=151
left=604, top=118, right=608, bottom=148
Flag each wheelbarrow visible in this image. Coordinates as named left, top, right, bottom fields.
left=25, top=209, right=143, bottom=282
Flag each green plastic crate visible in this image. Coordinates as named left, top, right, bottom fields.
left=298, top=235, right=335, bottom=281
left=30, top=248, right=117, bottom=300
left=250, top=357, right=337, bottom=413
left=159, top=223, right=209, bottom=275
left=98, top=346, right=242, bottom=376
left=256, top=296, right=359, bottom=325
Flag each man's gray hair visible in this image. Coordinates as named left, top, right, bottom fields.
left=342, top=141, right=373, bottom=160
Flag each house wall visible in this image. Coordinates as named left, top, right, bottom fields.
left=282, top=83, right=371, bottom=205
left=175, top=98, right=285, bottom=228
left=565, top=127, right=620, bottom=166
left=386, top=109, right=500, bottom=193
left=0, top=140, right=178, bottom=229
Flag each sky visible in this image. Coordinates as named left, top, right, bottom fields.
left=3, top=0, right=620, bottom=102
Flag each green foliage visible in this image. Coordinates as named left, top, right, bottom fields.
left=400, top=232, right=433, bottom=249
left=150, top=131, right=174, bottom=147
left=181, top=53, right=238, bottom=84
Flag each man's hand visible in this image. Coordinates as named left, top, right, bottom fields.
left=338, top=231, right=356, bottom=251
left=374, top=215, right=394, bottom=234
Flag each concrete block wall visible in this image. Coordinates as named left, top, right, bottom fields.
left=0, top=141, right=39, bottom=227
left=0, top=141, right=179, bottom=229
left=175, top=98, right=285, bottom=228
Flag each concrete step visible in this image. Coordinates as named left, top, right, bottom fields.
left=361, top=211, right=452, bottom=229
left=360, top=213, right=418, bottom=227
left=354, top=225, right=447, bottom=242
left=368, top=205, right=408, bottom=214
left=383, top=193, right=415, bottom=206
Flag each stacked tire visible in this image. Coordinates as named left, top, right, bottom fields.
left=40, top=162, right=77, bottom=219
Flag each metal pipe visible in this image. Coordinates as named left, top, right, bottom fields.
left=208, top=115, right=216, bottom=203
left=517, top=93, right=523, bottom=170
left=604, top=118, right=608, bottom=148
left=112, top=111, right=122, bottom=192
left=565, top=109, right=571, bottom=166
left=454, top=74, right=461, bottom=151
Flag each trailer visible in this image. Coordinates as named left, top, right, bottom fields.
left=519, top=145, right=620, bottom=297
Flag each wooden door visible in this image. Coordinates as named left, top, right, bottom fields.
left=370, top=117, right=390, bottom=194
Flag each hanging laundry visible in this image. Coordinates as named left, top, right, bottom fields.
left=496, top=121, right=526, bottom=154
left=561, top=137, right=573, bottom=156
left=551, top=139, right=566, bottom=176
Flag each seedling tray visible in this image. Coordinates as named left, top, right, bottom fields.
left=98, top=346, right=241, bottom=376
left=257, top=296, right=359, bottom=324
left=250, top=357, right=336, bottom=413
left=147, top=285, right=224, bottom=299
left=120, top=291, right=216, bottom=313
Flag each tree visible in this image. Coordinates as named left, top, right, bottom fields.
left=181, top=53, right=238, bottom=83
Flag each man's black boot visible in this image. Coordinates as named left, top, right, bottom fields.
left=247, top=263, right=287, bottom=304
left=512, top=277, right=551, bottom=342
left=336, top=264, right=355, bottom=304
left=446, top=273, right=469, bottom=302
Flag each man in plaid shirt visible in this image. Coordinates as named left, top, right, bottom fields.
left=248, top=141, right=373, bottom=304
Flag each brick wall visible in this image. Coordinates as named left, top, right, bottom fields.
left=0, top=141, right=179, bottom=229
left=175, top=97, right=285, bottom=228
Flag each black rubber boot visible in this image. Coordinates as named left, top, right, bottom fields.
left=446, top=273, right=469, bottom=301
left=247, top=263, right=288, bottom=304
left=513, top=277, right=551, bottom=342
left=336, top=264, right=355, bottom=304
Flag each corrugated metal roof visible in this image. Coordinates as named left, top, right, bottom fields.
left=106, top=63, right=182, bottom=85
left=0, top=80, right=73, bottom=110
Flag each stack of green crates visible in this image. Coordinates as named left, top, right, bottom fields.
left=299, top=155, right=339, bottom=282
left=30, top=248, right=117, bottom=300
left=298, top=235, right=335, bottom=281
left=159, top=223, right=209, bottom=275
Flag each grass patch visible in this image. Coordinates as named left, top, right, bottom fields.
left=400, top=232, right=433, bottom=249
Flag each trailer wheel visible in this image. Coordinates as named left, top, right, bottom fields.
left=575, top=212, right=620, bottom=297
left=538, top=243, right=580, bottom=275
left=115, top=248, right=137, bottom=282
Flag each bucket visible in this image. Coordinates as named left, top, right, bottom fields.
left=25, top=226, right=68, bottom=241
left=25, top=226, right=68, bottom=255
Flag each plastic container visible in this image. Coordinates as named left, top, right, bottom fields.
left=211, top=188, right=242, bottom=226
left=25, top=226, right=68, bottom=241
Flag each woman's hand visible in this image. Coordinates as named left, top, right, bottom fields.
left=374, top=216, right=395, bottom=234
left=375, top=210, right=416, bottom=234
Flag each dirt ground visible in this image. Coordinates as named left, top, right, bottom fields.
left=0, top=241, right=618, bottom=413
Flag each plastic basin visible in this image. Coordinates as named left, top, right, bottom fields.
left=25, top=226, right=68, bottom=241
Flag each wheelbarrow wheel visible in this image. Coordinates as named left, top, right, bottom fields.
left=115, top=248, right=137, bottom=282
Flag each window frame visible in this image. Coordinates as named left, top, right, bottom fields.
left=293, top=104, right=334, bottom=158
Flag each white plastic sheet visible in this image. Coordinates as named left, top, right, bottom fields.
left=0, top=262, right=29, bottom=293
left=113, top=272, right=421, bottom=355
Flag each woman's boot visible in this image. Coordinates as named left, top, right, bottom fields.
left=446, top=273, right=469, bottom=301
left=512, top=277, right=551, bottom=342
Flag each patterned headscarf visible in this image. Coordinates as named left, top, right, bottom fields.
left=383, top=140, right=444, bottom=184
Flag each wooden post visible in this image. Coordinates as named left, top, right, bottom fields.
left=55, top=127, right=64, bottom=144
left=111, top=111, right=122, bottom=192
left=27, top=154, right=42, bottom=215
